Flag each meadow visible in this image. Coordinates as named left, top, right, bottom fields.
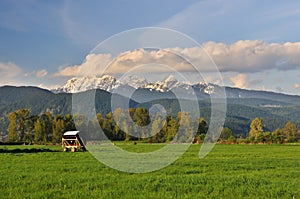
left=0, top=143, right=299, bottom=199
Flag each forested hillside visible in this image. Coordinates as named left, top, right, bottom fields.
left=1, top=86, right=300, bottom=137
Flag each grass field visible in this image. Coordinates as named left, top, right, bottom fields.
left=0, top=143, right=300, bottom=199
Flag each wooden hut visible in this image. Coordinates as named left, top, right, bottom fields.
left=62, top=131, right=86, bottom=152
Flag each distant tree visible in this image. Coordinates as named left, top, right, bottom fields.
left=177, top=112, right=194, bottom=142
left=52, top=115, right=65, bottom=144
left=296, top=130, right=300, bottom=142
left=87, top=116, right=101, bottom=140
left=73, top=114, right=88, bottom=140
left=150, top=114, right=164, bottom=143
left=165, top=116, right=179, bottom=142
left=24, top=115, right=37, bottom=142
left=64, top=114, right=76, bottom=131
left=249, top=117, right=264, bottom=142
left=228, top=135, right=236, bottom=143
left=8, top=112, right=18, bottom=142
left=284, top=121, right=297, bottom=142
left=16, top=109, right=30, bottom=141
left=112, top=109, right=126, bottom=140
left=40, top=112, right=53, bottom=142
left=101, top=117, right=112, bottom=139
left=272, top=128, right=284, bottom=143
left=197, top=118, right=208, bottom=135
left=122, top=119, right=132, bottom=141
left=7, top=109, right=31, bottom=142
left=133, top=108, right=150, bottom=140
left=219, top=127, right=233, bottom=141
left=34, top=118, right=44, bottom=144
left=263, top=132, right=273, bottom=144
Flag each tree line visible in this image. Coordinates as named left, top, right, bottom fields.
left=247, top=117, right=300, bottom=143
left=6, top=108, right=208, bottom=144
left=5, top=109, right=300, bottom=144
left=7, top=109, right=76, bottom=144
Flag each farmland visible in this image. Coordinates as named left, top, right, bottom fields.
left=0, top=144, right=300, bottom=198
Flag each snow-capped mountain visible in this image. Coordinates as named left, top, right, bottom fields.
left=52, top=74, right=215, bottom=95
left=53, top=75, right=121, bottom=93
left=120, top=75, right=148, bottom=89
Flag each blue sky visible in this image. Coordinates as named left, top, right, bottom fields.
left=0, top=0, right=300, bottom=94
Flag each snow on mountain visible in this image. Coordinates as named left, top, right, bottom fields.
left=142, top=75, right=193, bottom=92
left=192, top=82, right=215, bottom=95
left=120, top=75, right=148, bottom=89
left=53, top=75, right=121, bottom=93
left=53, top=74, right=214, bottom=95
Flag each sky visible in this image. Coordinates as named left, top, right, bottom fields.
left=0, top=0, right=300, bottom=95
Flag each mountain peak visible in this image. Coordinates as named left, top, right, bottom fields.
left=101, top=74, right=115, bottom=80
left=53, top=74, right=213, bottom=94
left=121, top=75, right=148, bottom=89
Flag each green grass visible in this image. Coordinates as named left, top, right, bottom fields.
left=0, top=144, right=299, bottom=199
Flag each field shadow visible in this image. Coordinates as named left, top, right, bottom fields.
left=0, top=148, right=60, bottom=153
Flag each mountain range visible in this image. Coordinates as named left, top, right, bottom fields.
left=52, top=74, right=215, bottom=96
left=1, top=74, right=300, bottom=137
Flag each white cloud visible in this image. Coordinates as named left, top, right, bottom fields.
left=0, top=61, right=22, bottom=78
left=0, top=61, right=22, bottom=85
left=54, top=48, right=215, bottom=77
left=36, top=69, right=48, bottom=78
left=203, top=40, right=300, bottom=72
left=229, top=73, right=248, bottom=88
left=54, top=54, right=112, bottom=77
left=54, top=40, right=300, bottom=77
left=54, top=65, right=80, bottom=77
left=0, top=62, right=54, bottom=87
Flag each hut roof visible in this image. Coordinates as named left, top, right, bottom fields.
left=63, top=131, right=80, bottom=136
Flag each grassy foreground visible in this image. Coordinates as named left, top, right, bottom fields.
left=0, top=144, right=299, bottom=199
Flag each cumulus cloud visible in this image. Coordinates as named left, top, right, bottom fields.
left=54, top=54, right=112, bottom=76
left=54, top=48, right=212, bottom=77
left=36, top=69, right=48, bottom=78
left=229, top=74, right=248, bottom=88
left=54, top=40, right=300, bottom=77
left=0, top=62, right=51, bottom=86
left=203, top=40, right=300, bottom=72
left=54, top=65, right=80, bottom=77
